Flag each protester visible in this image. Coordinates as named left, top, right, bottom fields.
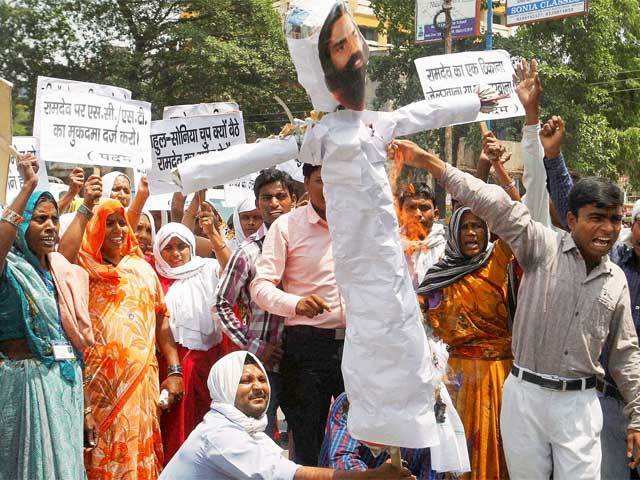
left=389, top=137, right=640, bottom=479
left=79, top=199, right=184, bottom=480
left=0, top=154, right=96, bottom=480
left=319, top=393, right=433, bottom=478
left=396, top=182, right=445, bottom=288
left=251, top=164, right=346, bottom=466
left=227, top=193, right=265, bottom=251
left=135, top=209, right=156, bottom=257
left=160, top=351, right=413, bottom=479
left=542, top=117, right=640, bottom=479
left=215, top=168, right=296, bottom=439
left=152, top=222, right=233, bottom=463
left=101, top=171, right=150, bottom=231
left=415, top=135, right=519, bottom=480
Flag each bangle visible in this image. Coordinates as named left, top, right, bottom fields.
left=501, top=180, right=516, bottom=191
left=84, top=406, right=93, bottom=416
left=77, top=203, right=94, bottom=220
left=167, top=364, right=183, bottom=377
left=1, top=208, right=24, bottom=228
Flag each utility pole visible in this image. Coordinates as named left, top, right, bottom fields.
left=485, top=0, right=494, bottom=130
left=433, top=0, right=453, bottom=215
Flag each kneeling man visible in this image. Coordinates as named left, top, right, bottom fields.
left=161, top=351, right=413, bottom=480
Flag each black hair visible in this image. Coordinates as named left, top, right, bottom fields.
left=253, top=168, right=295, bottom=199
left=318, top=2, right=345, bottom=79
left=568, top=177, right=623, bottom=216
left=397, top=182, right=436, bottom=207
left=226, top=215, right=234, bottom=231
left=302, top=163, right=321, bottom=179
left=244, top=354, right=259, bottom=366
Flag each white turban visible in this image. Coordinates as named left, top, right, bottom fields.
left=207, top=351, right=270, bottom=438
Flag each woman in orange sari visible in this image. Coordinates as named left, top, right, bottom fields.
left=419, top=206, right=514, bottom=480
left=79, top=199, right=184, bottom=480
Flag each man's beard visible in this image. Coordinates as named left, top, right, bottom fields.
left=325, top=51, right=367, bottom=111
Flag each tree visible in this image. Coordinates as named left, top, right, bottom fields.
left=369, top=0, right=640, bottom=188
left=1, top=0, right=310, bottom=138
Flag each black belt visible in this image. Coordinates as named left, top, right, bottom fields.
left=285, top=325, right=345, bottom=341
left=597, top=379, right=624, bottom=402
left=511, top=366, right=596, bottom=391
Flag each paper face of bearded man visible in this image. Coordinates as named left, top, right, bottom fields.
left=318, top=2, right=369, bottom=111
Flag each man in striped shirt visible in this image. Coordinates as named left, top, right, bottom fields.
left=214, top=168, right=296, bottom=438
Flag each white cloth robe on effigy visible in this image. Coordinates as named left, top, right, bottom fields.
left=176, top=94, right=479, bottom=450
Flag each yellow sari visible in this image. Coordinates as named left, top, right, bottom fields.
left=80, top=200, right=167, bottom=480
left=426, top=240, right=513, bottom=480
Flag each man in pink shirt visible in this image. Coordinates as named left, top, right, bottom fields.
left=251, top=163, right=346, bottom=467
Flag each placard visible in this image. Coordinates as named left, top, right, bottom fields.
left=414, top=49, right=525, bottom=124
left=506, top=0, right=588, bottom=26
left=148, top=112, right=246, bottom=194
left=0, top=79, right=12, bottom=204
left=36, top=89, right=151, bottom=170
left=7, top=137, right=49, bottom=204
left=163, top=102, right=239, bottom=119
left=415, top=0, right=480, bottom=43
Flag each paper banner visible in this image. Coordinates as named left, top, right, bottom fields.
left=36, top=89, right=151, bottom=170
left=415, top=49, right=525, bottom=124
left=148, top=112, right=246, bottom=195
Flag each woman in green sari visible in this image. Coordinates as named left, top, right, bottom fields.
left=0, top=154, right=100, bottom=479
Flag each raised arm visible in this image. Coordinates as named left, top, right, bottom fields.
left=0, top=154, right=39, bottom=273
left=176, top=136, right=299, bottom=194
left=58, top=174, right=102, bottom=263
left=199, top=201, right=231, bottom=270
left=57, top=167, right=84, bottom=214
left=482, top=132, right=521, bottom=202
left=515, top=59, right=552, bottom=226
left=389, top=140, right=556, bottom=270
left=540, top=116, right=572, bottom=230
left=126, top=176, right=149, bottom=230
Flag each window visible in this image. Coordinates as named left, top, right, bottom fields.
left=360, top=27, right=378, bottom=42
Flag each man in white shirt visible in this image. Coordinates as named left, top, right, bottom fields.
left=160, top=351, right=414, bottom=480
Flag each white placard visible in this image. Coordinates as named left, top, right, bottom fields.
left=7, top=137, right=49, bottom=204
left=506, top=0, right=588, bottom=26
left=414, top=50, right=524, bottom=124
left=148, top=112, right=246, bottom=195
left=416, top=0, right=480, bottom=43
left=34, top=77, right=132, bottom=139
left=36, top=89, right=151, bottom=171
left=163, top=102, right=239, bottom=119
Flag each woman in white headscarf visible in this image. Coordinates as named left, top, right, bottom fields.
left=160, top=351, right=412, bottom=480
left=227, top=193, right=265, bottom=251
left=152, top=222, right=236, bottom=464
left=135, top=210, right=156, bottom=257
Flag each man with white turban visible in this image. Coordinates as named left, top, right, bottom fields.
left=160, top=351, right=413, bottom=479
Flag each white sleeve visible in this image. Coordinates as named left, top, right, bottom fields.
left=389, top=94, right=481, bottom=138
left=521, top=124, right=552, bottom=227
left=205, top=436, right=300, bottom=480
left=177, top=136, right=300, bottom=194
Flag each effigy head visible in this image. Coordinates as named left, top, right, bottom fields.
left=285, top=0, right=369, bottom=112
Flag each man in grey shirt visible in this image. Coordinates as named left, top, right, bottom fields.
left=389, top=137, right=640, bottom=479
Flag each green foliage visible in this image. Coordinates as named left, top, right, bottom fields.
left=1, top=0, right=310, bottom=138
left=369, top=0, right=640, bottom=189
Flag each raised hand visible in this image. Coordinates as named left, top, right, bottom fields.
left=83, top=174, right=103, bottom=207
left=16, top=153, right=39, bottom=187
left=137, top=175, right=149, bottom=197
left=514, top=58, right=542, bottom=120
left=539, top=115, right=565, bottom=159
left=68, top=167, right=85, bottom=197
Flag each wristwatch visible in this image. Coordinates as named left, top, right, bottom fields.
left=77, top=203, right=94, bottom=220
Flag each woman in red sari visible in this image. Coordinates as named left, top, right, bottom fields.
left=152, top=221, right=236, bottom=463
